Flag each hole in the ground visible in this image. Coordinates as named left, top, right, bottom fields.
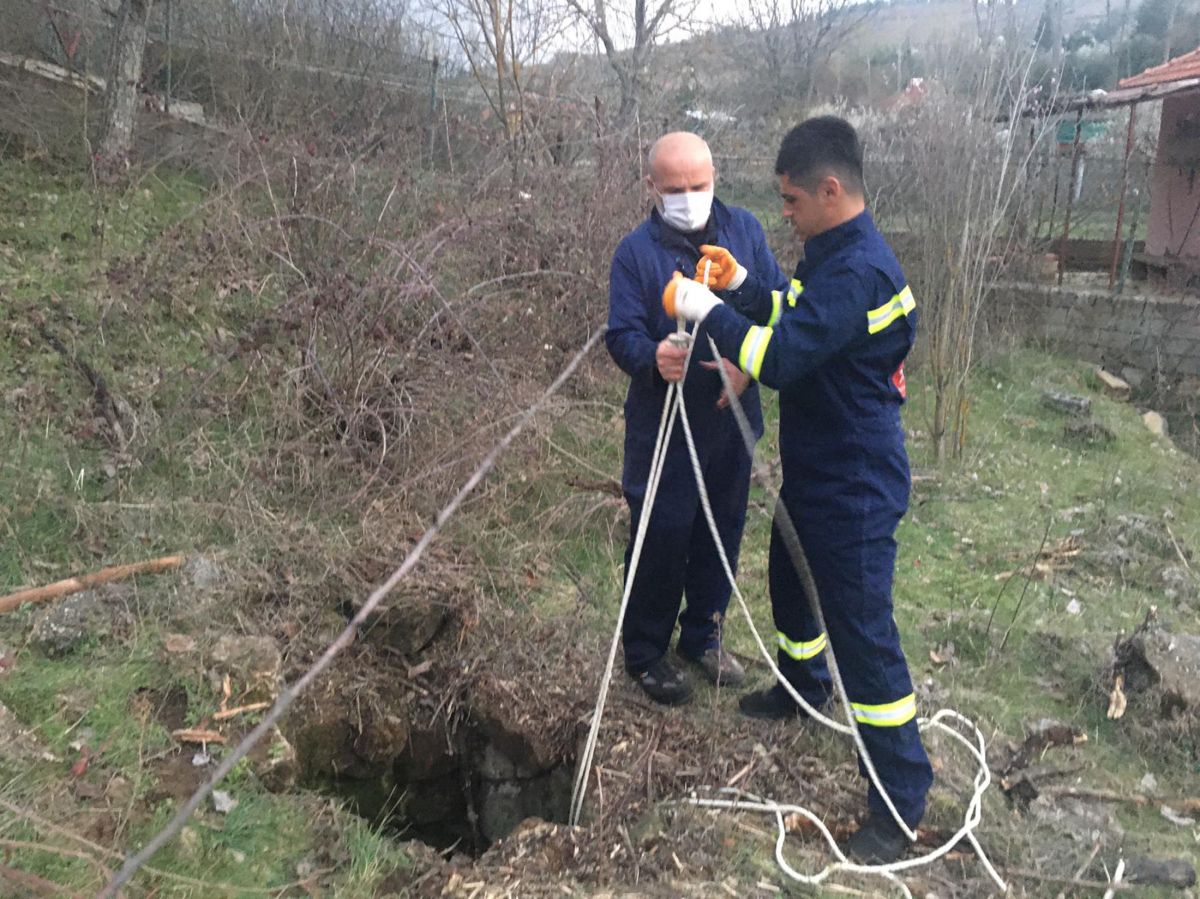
left=295, top=711, right=574, bottom=857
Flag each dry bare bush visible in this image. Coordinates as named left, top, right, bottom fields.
left=868, top=46, right=1059, bottom=461
left=147, top=130, right=639, bottom=521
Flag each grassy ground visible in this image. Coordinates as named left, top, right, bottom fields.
left=2, top=156, right=1198, bottom=896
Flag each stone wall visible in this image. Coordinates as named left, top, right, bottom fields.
left=998, top=283, right=1200, bottom=378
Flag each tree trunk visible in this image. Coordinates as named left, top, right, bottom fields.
left=614, top=74, right=639, bottom=131
left=98, top=0, right=152, bottom=162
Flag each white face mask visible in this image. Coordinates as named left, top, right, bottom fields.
left=655, top=188, right=714, bottom=233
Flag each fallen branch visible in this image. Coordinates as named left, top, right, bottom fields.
left=0, top=863, right=85, bottom=898
left=1039, top=786, right=1200, bottom=813
left=213, top=702, right=271, bottom=721
left=0, top=556, right=185, bottom=614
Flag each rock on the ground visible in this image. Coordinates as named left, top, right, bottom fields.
left=1141, top=630, right=1200, bottom=711
left=1027, top=795, right=1124, bottom=846
left=1121, top=366, right=1145, bottom=389
left=31, top=585, right=131, bottom=657
left=1096, top=368, right=1132, bottom=400
left=184, top=556, right=227, bottom=590
left=1124, top=855, right=1197, bottom=888
left=359, top=595, right=447, bottom=655
left=209, top=634, right=282, bottom=702
left=1042, top=390, right=1091, bottom=416
left=1161, top=566, right=1196, bottom=601
left=1143, top=410, right=1169, bottom=437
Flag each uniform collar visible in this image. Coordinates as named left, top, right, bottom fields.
left=802, top=209, right=875, bottom=267
left=648, top=196, right=729, bottom=250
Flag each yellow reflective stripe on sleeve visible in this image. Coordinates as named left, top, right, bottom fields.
left=851, top=694, right=917, bottom=727
left=776, top=631, right=827, bottom=661
left=768, top=290, right=783, bottom=327
left=786, top=278, right=804, bottom=308
left=737, top=326, right=773, bottom=380
left=866, top=285, right=916, bottom=335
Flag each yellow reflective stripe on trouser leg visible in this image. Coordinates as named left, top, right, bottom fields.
left=737, top=326, right=772, bottom=380
left=785, top=278, right=803, bottom=307
left=776, top=631, right=827, bottom=661
left=768, top=290, right=783, bottom=327
left=851, top=694, right=917, bottom=727
left=866, top=285, right=916, bottom=335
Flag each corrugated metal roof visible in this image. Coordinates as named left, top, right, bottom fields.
left=1120, top=46, right=1200, bottom=88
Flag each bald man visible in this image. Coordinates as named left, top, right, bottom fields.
left=606, top=132, right=786, bottom=705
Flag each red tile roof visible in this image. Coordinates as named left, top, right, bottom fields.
left=1119, top=46, right=1200, bottom=89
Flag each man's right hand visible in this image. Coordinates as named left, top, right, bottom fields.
left=696, top=245, right=748, bottom=291
left=656, top=337, right=688, bottom=382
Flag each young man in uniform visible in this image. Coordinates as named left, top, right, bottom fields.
left=661, top=116, right=933, bottom=862
left=606, top=131, right=785, bottom=705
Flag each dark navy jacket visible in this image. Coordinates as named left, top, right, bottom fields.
left=606, top=199, right=783, bottom=496
left=704, top=211, right=917, bottom=542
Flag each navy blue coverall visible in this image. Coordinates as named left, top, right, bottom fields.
left=703, top=210, right=933, bottom=827
left=606, top=199, right=784, bottom=673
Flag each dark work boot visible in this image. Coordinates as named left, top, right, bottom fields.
left=845, top=814, right=910, bottom=864
left=737, top=683, right=808, bottom=720
left=628, top=655, right=693, bottom=706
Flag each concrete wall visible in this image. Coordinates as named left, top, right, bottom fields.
left=1147, top=93, right=1200, bottom=260
left=998, top=283, right=1200, bottom=377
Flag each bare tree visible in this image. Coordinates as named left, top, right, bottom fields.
left=972, top=0, right=1019, bottom=50
left=439, top=0, right=567, bottom=152
left=739, top=0, right=873, bottom=106
left=561, top=0, right=695, bottom=129
left=869, top=47, right=1058, bottom=461
left=97, top=0, right=152, bottom=162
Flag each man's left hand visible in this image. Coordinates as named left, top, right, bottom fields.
left=701, top=358, right=751, bottom=410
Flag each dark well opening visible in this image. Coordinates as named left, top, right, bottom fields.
left=296, top=714, right=574, bottom=857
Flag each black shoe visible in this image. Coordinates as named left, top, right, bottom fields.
left=737, top=683, right=808, bottom=720
left=629, top=656, right=693, bottom=706
left=845, top=815, right=910, bottom=864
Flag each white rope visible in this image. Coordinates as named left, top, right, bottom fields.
left=568, top=271, right=1007, bottom=893
left=569, top=322, right=698, bottom=826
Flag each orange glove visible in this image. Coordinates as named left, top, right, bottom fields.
left=663, top=272, right=721, bottom=322
left=695, top=245, right=748, bottom=290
